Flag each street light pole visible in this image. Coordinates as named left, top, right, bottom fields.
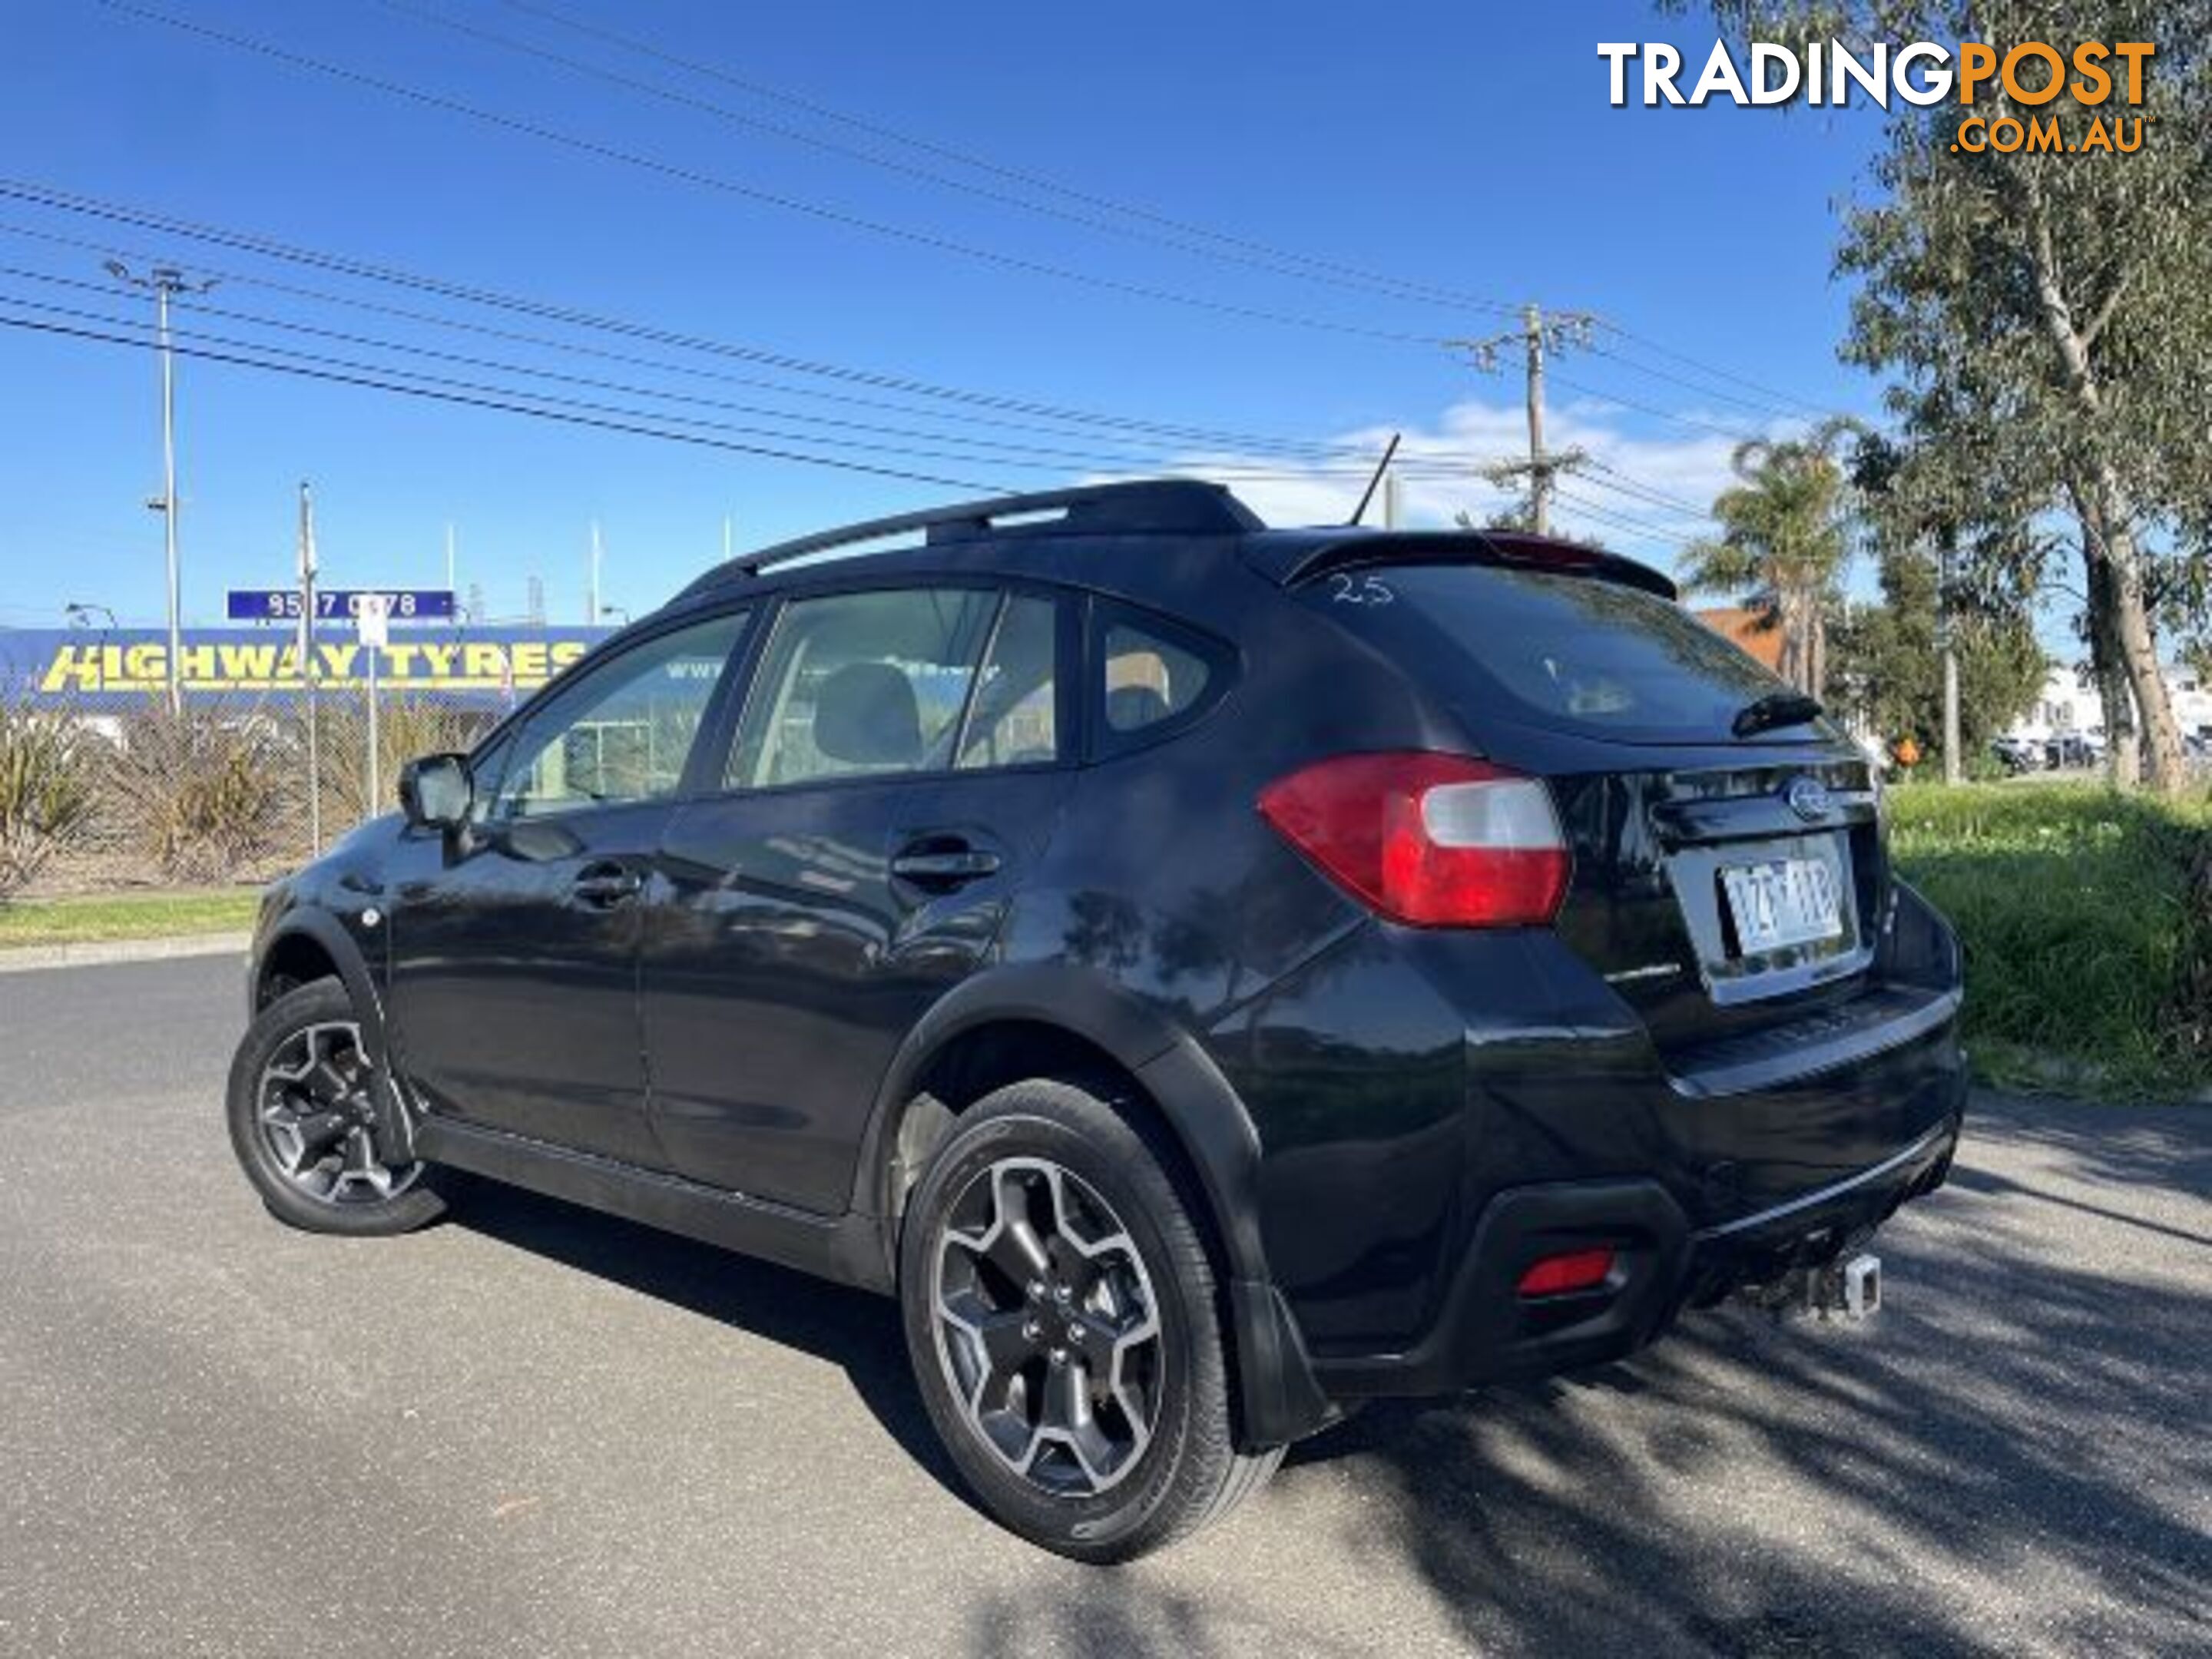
left=106, top=261, right=217, bottom=717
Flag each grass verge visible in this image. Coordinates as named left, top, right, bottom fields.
left=1888, top=782, right=2212, bottom=1102
left=0, top=887, right=260, bottom=949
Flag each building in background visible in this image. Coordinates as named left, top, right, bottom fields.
left=2002, top=664, right=2212, bottom=745
left=1693, top=607, right=1785, bottom=671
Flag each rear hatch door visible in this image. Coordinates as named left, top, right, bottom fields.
left=1289, top=551, right=1952, bottom=1215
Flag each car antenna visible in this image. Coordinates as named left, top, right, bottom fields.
left=1346, top=432, right=1401, bottom=527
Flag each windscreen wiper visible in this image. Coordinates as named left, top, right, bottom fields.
left=1731, top=690, right=1823, bottom=738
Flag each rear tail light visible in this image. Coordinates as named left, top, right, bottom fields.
left=1516, top=1247, right=1615, bottom=1298
left=1257, top=752, right=1569, bottom=928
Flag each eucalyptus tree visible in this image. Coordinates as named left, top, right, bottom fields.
left=1677, top=0, right=2212, bottom=791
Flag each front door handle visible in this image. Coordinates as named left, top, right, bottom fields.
left=572, top=861, right=644, bottom=907
left=889, top=845, right=1002, bottom=887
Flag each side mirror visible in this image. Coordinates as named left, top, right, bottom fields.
left=399, top=752, right=473, bottom=831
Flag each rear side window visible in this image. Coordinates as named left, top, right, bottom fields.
left=958, top=594, right=1060, bottom=770
left=1092, top=606, right=1230, bottom=754
left=1315, top=565, right=1814, bottom=743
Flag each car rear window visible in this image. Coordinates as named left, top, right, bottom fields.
left=1314, top=563, right=1818, bottom=743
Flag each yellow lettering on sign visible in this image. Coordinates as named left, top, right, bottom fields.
left=512, top=643, right=548, bottom=684
left=465, top=643, right=505, bottom=680
left=220, top=643, right=281, bottom=680
left=39, top=646, right=101, bottom=693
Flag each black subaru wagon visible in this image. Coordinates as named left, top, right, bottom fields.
left=230, top=479, right=1965, bottom=1561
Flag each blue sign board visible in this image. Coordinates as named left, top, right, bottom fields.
left=0, top=624, right=613, bottom=710
left=226, top=588, right=457, bottom=623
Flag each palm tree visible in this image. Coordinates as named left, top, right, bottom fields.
left=1680, top=418, right=1861, bottom=696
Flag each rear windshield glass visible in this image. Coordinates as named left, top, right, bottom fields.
left=1314, top=564, right=1819, bottom=743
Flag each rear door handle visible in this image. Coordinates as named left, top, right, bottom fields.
left=889, top=846, right=1002, bottom=886
left=572, top=862, right=644, bottom=907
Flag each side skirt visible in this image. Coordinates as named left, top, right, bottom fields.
left=416, top=1117, right=894, bottom=1294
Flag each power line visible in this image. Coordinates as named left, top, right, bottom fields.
left=1547, top=372, right=1770, bottom=445
left=489, top=0, right=1525, bottom=320
left=1575, top=463, right=1717, bottom=523
left=1548, top=485, right=1685, bottom=549
left=0, top=183, right=1411, bottom=459
left=1594, top=321, right=1836, bottom=419
left=0, top=290, right=1452, bottom=492
left=1, top=264, right=1384, bottom=478
left=377, top=0, right=1520, bottom=320
left=1581, top=339, right=1826, bottom=424
left=0, top=309, right=1013, bottom=492
left=94, top=0, right=1451, bottom=347
left=0, top=205, right=1803, bottom=518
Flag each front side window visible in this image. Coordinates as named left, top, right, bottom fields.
left=726, top=588, right=998, bottom=789
left=494, top=612, right=747, bottom=819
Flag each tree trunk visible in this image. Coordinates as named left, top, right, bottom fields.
left=2025, top=179, right=2187, bottom=793
left=2076, top=472, right=2181, bottom=790
left=2085, top=550, right=2141, bottom=787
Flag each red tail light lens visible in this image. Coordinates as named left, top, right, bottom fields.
left=1257, top=753, right=1569, bottom=928
left=1516, top=1247, right=1616, bottom=1298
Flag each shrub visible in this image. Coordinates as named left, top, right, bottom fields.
left=307, top=697, right=498, bottom=832
left=105, top=704, right=289, bottom=883
left=1889, top=782, right=2212, bottom=1100
left=0, top=704, right=98, bottom=900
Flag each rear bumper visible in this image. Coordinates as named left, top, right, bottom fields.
left=1306, top=1108, right=1959, bottom=1399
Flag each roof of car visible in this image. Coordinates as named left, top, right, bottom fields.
left=676, top=478, right=1677, bottom=604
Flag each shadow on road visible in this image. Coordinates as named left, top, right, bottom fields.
left=445, top=1093, right=2209, bottom=1656
left=446, top=1179, right=964, bottom=1500
left=1276, top=1092, right=2212, bottom=1657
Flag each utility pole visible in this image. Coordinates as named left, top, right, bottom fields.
left=589, top=521, right=603, bottom=624
left=1452, top=303, right=1596, bottom=537
left=107, top=260, right=217, bottom=717
left=299, top=482, right=323, bottom=854
left=1938, top=527, right=1962, bottom=786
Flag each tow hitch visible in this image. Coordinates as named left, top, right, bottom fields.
left=1742, top=1251, right=1882, bottom=1321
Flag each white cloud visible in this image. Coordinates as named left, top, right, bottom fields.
left=1141, top=394, right=1791, bottom=577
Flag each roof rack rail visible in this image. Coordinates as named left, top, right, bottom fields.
left=683, top=478, right=1263, bottom=594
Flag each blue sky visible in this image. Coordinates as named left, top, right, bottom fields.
left=0, top=0, right=1896, bottom=630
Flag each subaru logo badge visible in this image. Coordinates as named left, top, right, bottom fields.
left=1785, top=777, right=1831, bottom=821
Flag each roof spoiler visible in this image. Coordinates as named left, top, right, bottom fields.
left=1274, top=529, right=1678, bottom=601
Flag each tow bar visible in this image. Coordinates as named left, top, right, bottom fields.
left=1743, top=1252, right=1883, bottom=1321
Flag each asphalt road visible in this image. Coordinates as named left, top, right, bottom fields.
left=2, top=959, right=2207, bottom=1658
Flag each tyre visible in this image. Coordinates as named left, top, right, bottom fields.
left=225, top=977, right=448, bottom=1237
left=899, top=1078, right=1282, bottom=1561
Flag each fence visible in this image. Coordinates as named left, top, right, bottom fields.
left=0, top=692, right=500, bottom=899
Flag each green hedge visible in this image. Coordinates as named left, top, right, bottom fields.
left=1887, top=782, right=2212, bottom=1101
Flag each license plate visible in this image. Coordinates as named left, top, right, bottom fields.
left=1721, top=856, right=1843, bottom=955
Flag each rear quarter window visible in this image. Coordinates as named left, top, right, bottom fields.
left=1313, top=564, right=1823, bottom=744
left=1088, top=603, right=1233, bottom=757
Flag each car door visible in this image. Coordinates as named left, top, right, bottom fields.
left=643, top=583, right=1077, bottom=1214
left=384, top=608, right=750, bottom=1167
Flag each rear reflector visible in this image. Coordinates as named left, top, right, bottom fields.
left=1516, top=1248, right=1616, bottom=1298
left=1257, top=753, right=1569, bottom=927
